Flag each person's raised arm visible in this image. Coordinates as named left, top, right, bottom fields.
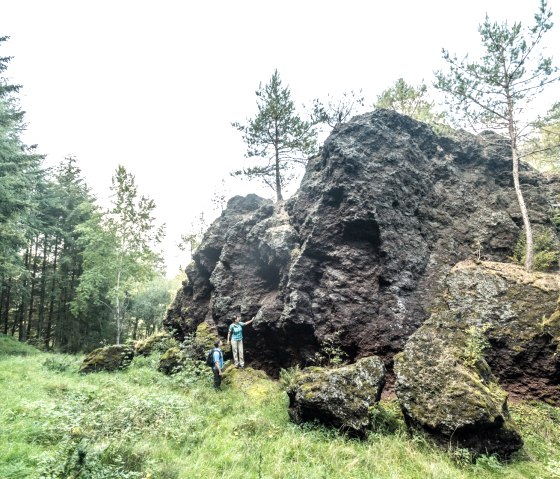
left=245, top=317, right=255, bottom=326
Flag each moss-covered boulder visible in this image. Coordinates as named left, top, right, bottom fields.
left=439, top=260, right=560, bottom=404
left=223, top=366, right=278, bottom=402
left=134, top=332, right=174, bottom=356
left=79, top=345, right=135, bottom=374
left=157, top=346, right=186, bottom=375
left=395, top=309, right=523, bottom=458
left=287, top=356, right=385, bottom=437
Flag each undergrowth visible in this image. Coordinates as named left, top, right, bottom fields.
left=1, top=334, right=559, bottom=478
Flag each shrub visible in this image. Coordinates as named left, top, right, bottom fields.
left=512, top=226, right=560, bottom=271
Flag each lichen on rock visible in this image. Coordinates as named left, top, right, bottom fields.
left=438, top=260, right=560, bottom=404
left=394, top=310, right=523, bottom=458
left=287, top=356, right=386, bottom=437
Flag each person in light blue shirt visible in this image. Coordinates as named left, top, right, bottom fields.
left=227, top=315, right=254, bottom=368
left=212, top=339, right=224, bottom=389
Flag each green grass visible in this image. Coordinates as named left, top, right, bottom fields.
left=1, top=334, right=560, bottom=479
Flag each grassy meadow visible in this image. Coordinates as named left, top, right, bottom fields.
left=1, top=334, right=559, bottom=479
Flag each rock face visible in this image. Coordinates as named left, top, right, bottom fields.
left=165, top=110, right=558, bottom=388
left=436, top=260, right=560, bottom=404
left=79, top=345, right=135, bottom=374
left=287, top=356, right=386, bottom=437
left=394, top=310, right=524, bottom=458
left=394, top=260, right=560, bottom=456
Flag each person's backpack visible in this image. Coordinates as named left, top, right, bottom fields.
left=206, top=348, right=216, bottom=367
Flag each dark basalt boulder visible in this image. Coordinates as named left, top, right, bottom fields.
left=287, top=356, right=386, bottom=437
left=165, top=110, right=559, bottom=387
left=395, top=260, right=560, bottom=457
left=79, top=345, right=135, bottom=374
left=394, top=310, right=523, bottom=458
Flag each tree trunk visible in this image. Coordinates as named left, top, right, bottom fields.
left=274, top=122, right=282, bottom=202
left=26, top=235, right=40, bottom=340
left=1, top=279, right=11, bottom=335
left=115, top=267, right=122, bottom=345
left=45, top=236, right=59, bottom=350
left=506, top=92, right=533, bottom=272
left=132, top=316, right=140, bottom=340
left=18, top=244, right=31, bottom=341
left=37, top=237, right=48, bottom=341
left=0, top=276, right=4, bottom=330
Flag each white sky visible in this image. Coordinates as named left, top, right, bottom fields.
left=1, top=0, right=559, bottom=276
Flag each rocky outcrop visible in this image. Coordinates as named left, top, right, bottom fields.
left=165, top=110, right=559, bottom=387
left=394, top=310, right=523, bottom=458
left=394, top=260, right=560, bottom=456
left=435, top=260, right=560, bottom=404
left=287, top=356, right=386, bottom=437
left=79, top=345, right=134, bottom=374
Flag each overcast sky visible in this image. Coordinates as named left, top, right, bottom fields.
left=2, top=0, right=559, bottom=276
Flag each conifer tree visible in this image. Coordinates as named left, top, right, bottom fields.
left=375, top=78, right=447, bottom=129
left=233, top=70, right=318, bottom=201
left=436, top=0, right=559, bottom=272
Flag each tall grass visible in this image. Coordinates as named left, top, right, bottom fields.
left=0, top=334, right=559, bottom=478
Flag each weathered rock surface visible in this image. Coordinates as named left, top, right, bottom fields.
left=79, top=345, right=134, bottom=374
left=165, top=110, right=559, bottom=385
left=157, top=346, right=186, bottom=375
left=394, top=310, right=523, bottom=458
left=436, top=260, right=560, bottom=404
left=287, top=356, right=386, bottom=437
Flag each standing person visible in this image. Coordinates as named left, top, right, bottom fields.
left=212, top=339, right=224, bottom=390
left=227, top=315, right=254, bottom=368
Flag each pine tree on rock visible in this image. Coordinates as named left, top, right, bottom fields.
left=233, top=70, right=318, bottom=201
left=436, top=0, right=560, bottom=272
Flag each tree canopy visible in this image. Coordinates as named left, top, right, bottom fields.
left=374, top=78, right=446, bottom=129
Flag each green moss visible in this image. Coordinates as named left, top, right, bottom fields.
left=195, top=322, right=219, bottom=351
left=157, top=347, right=186, bottom=375
left=134, top=332, right=174, bottom=356
left=79, top=345, right=134, bottom=374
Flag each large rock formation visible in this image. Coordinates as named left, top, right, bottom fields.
left=166, top=110, right=558, bottom=393
left=394, top=259, right=560, bottom=456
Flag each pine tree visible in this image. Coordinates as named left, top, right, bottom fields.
left=374, top=78, right=447, bottom=129
left=233, top=70, right=318, bottom=201
left=435, top=0, right=559, bottom=272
